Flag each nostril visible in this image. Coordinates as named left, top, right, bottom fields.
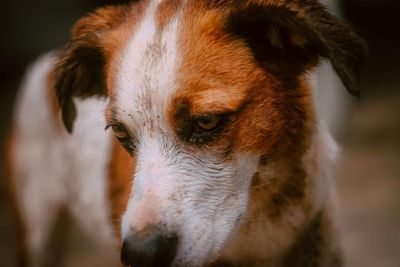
left=121, top=230, right=178, bottom=267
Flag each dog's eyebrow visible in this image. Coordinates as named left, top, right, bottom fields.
left=189, top=88, right=248, bottom=114
left=104, top=104, right=126, bottom=126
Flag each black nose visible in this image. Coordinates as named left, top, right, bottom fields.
left=121, top=227, right=178, bottom=267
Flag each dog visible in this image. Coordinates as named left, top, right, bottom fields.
left=4, top=0, right=366, bottom=266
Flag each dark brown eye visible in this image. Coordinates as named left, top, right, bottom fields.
left=194, top=115, right=221, bottom=132
left=176, top=113, right=231, bottom=145
left=112, top=123, right=128, bottom=139
left=107, top=123, right=136, bottom=154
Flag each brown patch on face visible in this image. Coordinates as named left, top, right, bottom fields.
left=155, top=0, right=182, bottom=30
left=108, top=138, right=135, bottom=245
left=168, top=3, right=315, bottom=161
left=231, top=77, right=314, bottom=157
left=174, top=5, right=265, bottom=112
left=168, top=0, right=364, bottom=159
left=3, top=131, right=30, bottom=266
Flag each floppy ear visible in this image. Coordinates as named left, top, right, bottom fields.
left=227, top=0, right=367, bottom=96
left=54, top=5, right=129, bottom=133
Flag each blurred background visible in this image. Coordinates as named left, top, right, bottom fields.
left=0, top=0, right=399, bottom=266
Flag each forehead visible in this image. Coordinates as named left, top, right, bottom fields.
left=112, top=0, right=180, bottom=123
left=110, top=0, right=265, bottom=126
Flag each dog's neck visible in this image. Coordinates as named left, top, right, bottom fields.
left=217, top=126, right=340, bottom=266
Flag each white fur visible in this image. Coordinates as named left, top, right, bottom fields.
left=303, top=122, right=339, bottom=213
left=13, top=52, right=66, bottom=265
left=121, top=135, right=259, bottom=265
left=13, top=52, right=115, bottom=265
left=315, top=0, right=350, bottom=137
left=115, top=0, right=180, bottom=130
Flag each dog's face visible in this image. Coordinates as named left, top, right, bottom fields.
left=54, top=0, right=365, bottom=266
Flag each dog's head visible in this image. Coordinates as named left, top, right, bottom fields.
left=54, top=1, right=365, bottom=266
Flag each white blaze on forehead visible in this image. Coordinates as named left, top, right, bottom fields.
left=115, top=0, right=181, bottom=128
left=116, top=0, right=183, bottom=240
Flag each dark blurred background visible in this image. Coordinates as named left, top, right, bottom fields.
left=1, top=0, right=399, bottom=266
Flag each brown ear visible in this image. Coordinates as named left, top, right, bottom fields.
left=226, top=0, right=367, bottom=96
left=55, top=5, right=129, bottom=133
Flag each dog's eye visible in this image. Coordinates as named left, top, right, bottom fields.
left=175, top=112, right=232, bottom=145
left=112, top=123, right=128, bottom=139
left=186, top=114, right=231, bottom=144
left=194, top=115, right=221, bottom=133
left=106, top=123, right=135, bottom=154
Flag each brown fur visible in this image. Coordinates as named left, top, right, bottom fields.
left=156, top=0, right=182, bottom=30
left=108, top=138, right=135, bottom=245
left=169, top=3, right=315, bottom=163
